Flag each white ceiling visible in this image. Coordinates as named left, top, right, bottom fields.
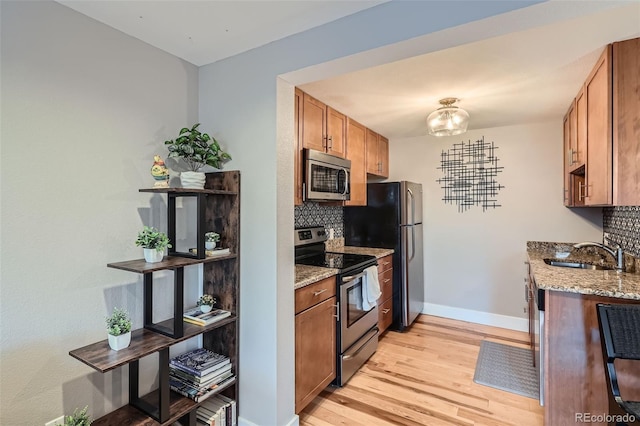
left=57, top=1, right=640, bottom=139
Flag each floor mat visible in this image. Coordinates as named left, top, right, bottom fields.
left=473, top=340, right=539, bottom=399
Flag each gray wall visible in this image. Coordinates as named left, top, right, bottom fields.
left=0, top=1, right=198, bottom=424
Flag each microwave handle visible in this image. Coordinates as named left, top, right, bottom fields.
left=341, top=168, right=349, bottom=196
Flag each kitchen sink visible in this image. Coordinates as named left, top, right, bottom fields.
left=543, top=258, right=614, bottom=270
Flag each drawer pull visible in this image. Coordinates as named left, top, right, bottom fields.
left=382, top=308, right=390, bottom=314
left=383, top=279, right=391, bottom=283
left=313, top=288, right=328, bottom=296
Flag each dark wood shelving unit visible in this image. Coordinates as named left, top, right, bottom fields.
left=69, top=171, right=240, bottom=426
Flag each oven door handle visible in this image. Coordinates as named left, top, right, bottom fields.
left=342, top=271, right=366, bottom=283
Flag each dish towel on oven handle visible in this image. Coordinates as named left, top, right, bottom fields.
left=362, top=265, right=381, bottom=311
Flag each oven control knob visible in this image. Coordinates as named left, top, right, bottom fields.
left=317, top=230, right=325, bottom=236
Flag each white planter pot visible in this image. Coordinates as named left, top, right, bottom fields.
left=200, top=305, right=213, bottom=313
left=205, top=241, right=217, bottom=250
left=144, top=248, right=164, bottom=263
left=108, top=331, right=131, bottom=351
left=180, top=171, right=206, bottom=189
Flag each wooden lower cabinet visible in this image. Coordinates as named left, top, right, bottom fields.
left=545, top=291, right=640, bottom=425
left=295, top=278, right=337, bottom=414
left=376, top=255, right=393, bottom=334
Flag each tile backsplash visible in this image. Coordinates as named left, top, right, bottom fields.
left=294, top=202, right=344, bottom=238
left=603, top=206, right=640, bottom=257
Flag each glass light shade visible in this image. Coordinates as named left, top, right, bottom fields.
left=427, top=102, right=469, bottom=137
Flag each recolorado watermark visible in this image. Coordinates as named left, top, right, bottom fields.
left=575, top=412, right=636, bottom=423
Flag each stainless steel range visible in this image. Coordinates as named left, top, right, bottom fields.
left=294, top=226, right=379, bottom=386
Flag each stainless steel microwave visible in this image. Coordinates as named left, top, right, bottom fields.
left=304, top=149, right=350, bottom=201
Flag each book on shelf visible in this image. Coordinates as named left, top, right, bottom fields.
left=189, top=247, right=231, bottom=257
left=199, top=394, right=236, bottom=426
left=170, top=360, right=231, bottom=384
left=170, top=348, right=229, bottom=377
left=170, top=369, right=233, bottom=394
left=170, top=365, right=232, bottom=390
left=183, top=306, right=231, bottom=326
left=170, top=375, right=235, bottom=403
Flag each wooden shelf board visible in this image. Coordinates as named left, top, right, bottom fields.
left=69, top=316, right=237, bottom=373
left=107, top=254, right=236, bottom=274
left=92, top=380, right=236, bottom=426
left=139, top=188, right=237, bottom=196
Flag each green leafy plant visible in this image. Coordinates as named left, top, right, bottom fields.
left=135, top=226, right=172, bottom=252
left=205, top=232, right=220, bottom=243
left=164, top=123, right=232, bottom=171
left=106, top=307, right=132, bottom=337
left=197, top=294, right=216, bottom=307
left=64, top=406, right=92, bottom=426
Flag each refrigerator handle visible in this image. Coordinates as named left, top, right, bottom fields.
left=410, top=225, right=416, bottom=261
left=407, top=187, right=415, bottom=225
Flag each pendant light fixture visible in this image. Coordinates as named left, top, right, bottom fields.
left=427, top=98, right=469, bottom=137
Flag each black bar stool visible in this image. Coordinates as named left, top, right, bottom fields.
left=597, top=304, right=640, bottom=426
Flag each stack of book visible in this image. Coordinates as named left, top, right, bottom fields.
left=183, top=306, right=231, bottom=326
left=169, top=348, right=234, bottom=402
left=197, top=394, right=237, bottom=426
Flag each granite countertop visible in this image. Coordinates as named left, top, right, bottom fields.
left=294, top=245, right=394, bottom=290
left=294, top=265, right=338, bottom=290
left=527, top=241, right=640, bottom=300
left=330, top=246, right=394, bottom=259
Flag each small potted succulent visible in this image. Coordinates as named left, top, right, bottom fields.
left=197, top=294, right=216, bottom=313
left=64, top=406, right=92, bottom=426
left=135, top=226, right=172, bottom=263
left=205, top=232, right=220, bottom=250
left=106, top=307, right=132, bottom=351
left=164, top=123, right=232, bottom=189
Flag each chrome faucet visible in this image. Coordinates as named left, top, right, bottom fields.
left=573, top=241, right=624, bottom=272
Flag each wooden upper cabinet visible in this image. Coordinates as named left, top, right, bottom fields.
left=294, top=88, right=304, bottom=206
left=585, top=45, right=612, bottom=206
left=365, top=128, right=379, bottom=175
left=612, top=37, right=640, bottom=205
left=326, top=107, right=347, bottom=158
left=301, top=93, right=327, bottom=153
left=345, top=118, right=366, bottom=206
left=562, top=110, right=573, bottom=206
left=378, top=135, right=389, bottom=178
left=365, top=129, right=389, bottom=178
left=574, top=88, right=587, bottom=170
left=300, top=92, right=346, bottom=158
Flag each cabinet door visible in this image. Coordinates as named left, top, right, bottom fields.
left=326, top=107, right=347, bottom=158
left=294, top=88, right=304, bottom=206
left=562, top=111, right=573, bottom=206
left=567, top=100, right=578, bottom=171
left=378, top=135, right=389, bottom=178
left=295, top=296, right=336, bottom=413
left=301, top=93, right=327, bottom=153
left=612, top=37, right=640, bottom=205
left=365, top=128, right=379, bottom=175
left=585, top=46, right=612, bottom=206
left=345, top=118, right=367, bottom=206
left=575, top=88, right=587, bottom=169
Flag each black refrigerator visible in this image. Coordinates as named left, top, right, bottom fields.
left=344, top=181, right=424, bottom=331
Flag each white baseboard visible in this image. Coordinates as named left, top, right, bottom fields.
left=422, top=303, right=528, bottom=332
left=239, top=414, right=299, bottom=426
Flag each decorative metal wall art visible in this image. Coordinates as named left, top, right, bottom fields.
left=437, top=136, right=504, bottom=213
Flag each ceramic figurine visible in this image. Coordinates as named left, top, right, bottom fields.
left=151, top=155, right=170, bottom=188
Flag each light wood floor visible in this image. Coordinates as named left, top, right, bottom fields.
left=299, top=315, right=544, bottom=426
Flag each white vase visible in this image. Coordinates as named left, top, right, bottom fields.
left=200, top=305, right=212, bottom=313
left=180, top=171, right=206, bottom=189
left=205, top=241, right=216, bottom=250
left=108, top=331, right=131, bottom=351
left=144, top=248, right=164, bottom=263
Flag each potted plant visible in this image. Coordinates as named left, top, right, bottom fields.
left=64, top=406, right=92, bottom=426
left=106, top=307, right=132, bottom=351
left=164, top=123, right=232, bottom=189
left=205, top=232, right=220, bottom=250
left=197, top=294, right=216, bottom=313
left=135, top=226, right=172, bottom=263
